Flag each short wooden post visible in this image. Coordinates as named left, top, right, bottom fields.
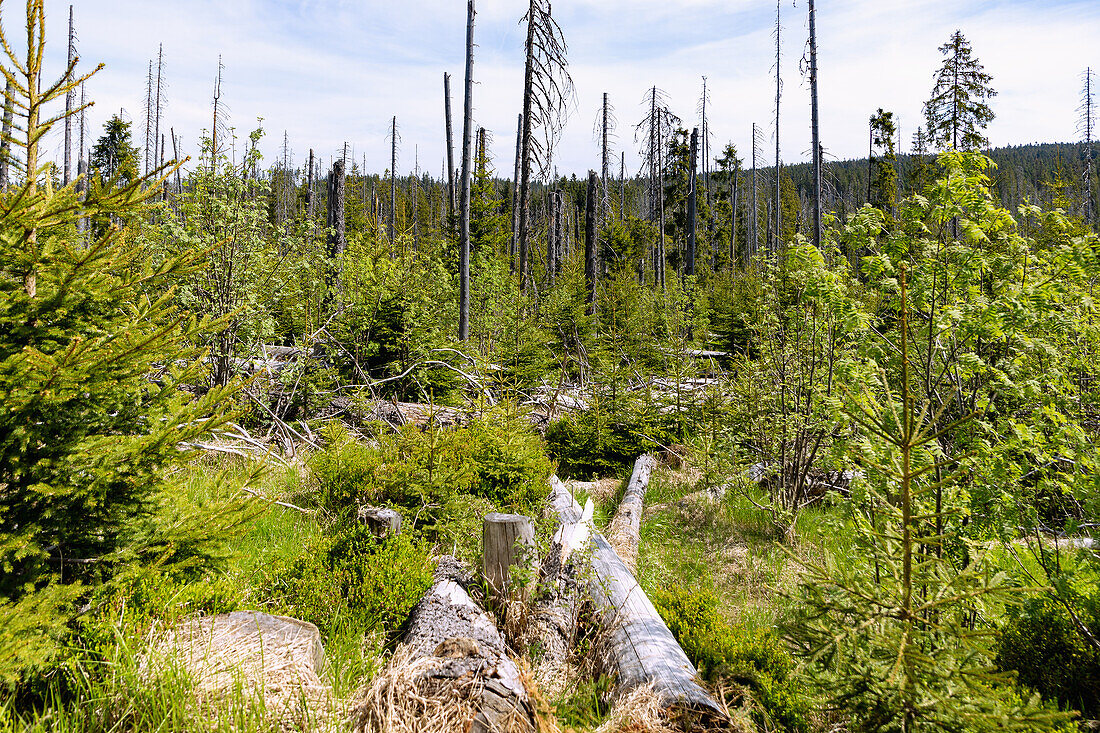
left=358, top=506, right=402, bottom=538
left=482, top=513, right=535, bottom=605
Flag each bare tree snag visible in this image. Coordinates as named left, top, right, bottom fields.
left=607, top=454, right=658, bottom=574
left=687, top=128, right=698, bottom=277
left=584, top=170, right=597, bottom=311
left=482, top=512, right=535, bottom=606
left=325, top=159, right=346, bottom=301
left=444, top=71, right=456, bottom=217
left=457, top=0, right=475, bottom=341
left=63, top=4, right=74, bottom=186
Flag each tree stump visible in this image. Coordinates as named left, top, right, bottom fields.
left=482, top=513, right=535, bottom=605
left=357, top=506, right=401, bottom=538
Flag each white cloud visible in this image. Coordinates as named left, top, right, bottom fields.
left=20, top=0, right=1100, bottom=179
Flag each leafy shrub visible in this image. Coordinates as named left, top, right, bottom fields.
left=309, top=412, right=550, bottom=519
left=254, top=525, right=434, bottom=636
left=996, top=596, right=1100, bottom=717
left=653, top=583, right=811, bottom=733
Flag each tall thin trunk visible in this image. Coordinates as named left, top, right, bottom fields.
left=658, top=114, right=666, bottom=289
left=867, top=119, right=873, bottom=204
left=458, top=0, right=475, bottom=341
left=0, top=79, right=13, bottom=188
left=809, top=0, right=822, bottom=251
left=63, top=4, right=74, bottom=186
left=601, top=92, right=609, bottom=220
left=517, top=0, right=538, bottom=290
left=584, top=171, right=597, bottom=311
left=444, top=72, right=456, bottom=218
left=389, top=115, right=397, bottom=244
left=413, top=147, right=420, bottom=251
left=144, top=59, right=152, bottom=176
left=153, top=44, right=163, bottom=175
left=687, top=127, right=698, bottom=277
left=752, top=123, right=759, bottom=259
left=325, top=159, right=346, bottom=300
left=510, top=112, right=521, bottom=264
left=211, top=56, right=222, bottom=164
left=619, top=151, right=625, bottom=221
left=774, top=0, right=781, bottom=252
left=306, top=148, right=315, bottom=219
left=170, top=127, right=181, bottom=193
left=1086, top=68, right=1095, bottom=227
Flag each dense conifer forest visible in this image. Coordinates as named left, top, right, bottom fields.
left=1, top=1, right=1099, bottom=731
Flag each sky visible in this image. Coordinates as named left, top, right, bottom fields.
left=22, top=0, right=1100, bottom=179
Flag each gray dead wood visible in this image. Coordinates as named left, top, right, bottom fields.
left=544, top=477, right=725, bottom=718
left=401, top=557, right=536, bottom=733
left=482, top=512, right=535, bottom=606
left=606, top=454, right=657, bottom=574
left=526, top=477, right=591, bottom=694
left=357, top=506, right=402, bottom=538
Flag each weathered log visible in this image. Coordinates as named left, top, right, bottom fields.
left=545, top=475, right=725, bottom=718
left=482, top=513, right=536, bottom=606
left=393, top=557, right=536, bottom=733
left=357, top=506, right=402, bottom=538
left=607, top=454, right=658, bottom=573
left=525, top=477, right=593, bottom=695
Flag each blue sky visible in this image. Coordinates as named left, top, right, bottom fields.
left=25, top=0, right=1100, bottom=178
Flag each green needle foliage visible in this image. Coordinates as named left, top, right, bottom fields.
left=0, top=0, right=243, bottom=687
left=786, top=270, right=1070, bottom=732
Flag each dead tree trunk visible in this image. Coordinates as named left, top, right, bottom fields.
left=444, top=71, right=456, bottom=219
left=510, top=113, right=522, bottom=265
left=584, top=170, right=597, bottom=311
left=389, top=115, right=398, bottom=245
left=63, top=4, right=74, bottom=186
left=606, top=454, right=657, bottom=574
left=687, top=128, right=698, bottom=277
left=458, top=0, right=475, bottom=342
left=809, top=0, right=823, bottom=251
left=325, top=159, right=346, bottom=301
left=516, top=0, right=537, bottom=291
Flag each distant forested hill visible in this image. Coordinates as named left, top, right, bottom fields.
left=776, top=141, right=1097, bottom=223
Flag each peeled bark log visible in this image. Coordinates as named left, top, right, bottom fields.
left=544, top=476, right=725, bottom=718
left=525, top=477, right=593, bottom=694
left=607, top=454, right=658, bottom=573
left=400, top=557, right=536, bottom=733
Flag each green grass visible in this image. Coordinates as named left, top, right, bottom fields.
left=636, top=467, right=857, bottom=635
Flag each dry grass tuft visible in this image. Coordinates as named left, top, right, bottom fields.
left=594, top=685, right=678, bottom=733
left=350, top=645, right=536, bottom=733
left=351, top=646, right=480, bottom=733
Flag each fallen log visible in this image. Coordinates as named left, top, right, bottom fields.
left=524, top=478, right=593, bottom=695
left=544, top=476, right=726, bottom=720
left=607, top=454, right=658, bottom=573
left=353, top=556, right=535, bottom=733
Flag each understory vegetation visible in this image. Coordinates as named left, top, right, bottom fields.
left=2, top=1, right=1100, bottom=732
